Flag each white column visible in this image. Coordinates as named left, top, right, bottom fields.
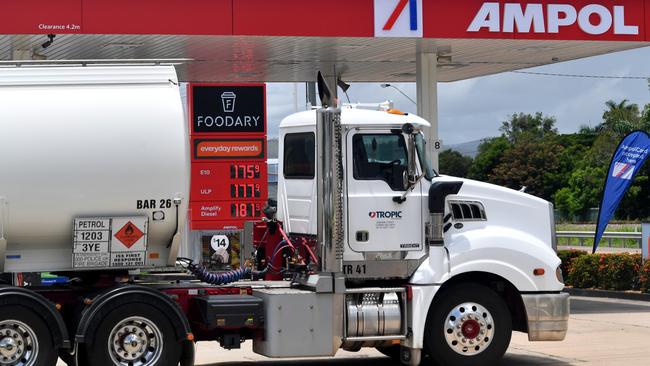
left=416, top=52, right=439, bottom=171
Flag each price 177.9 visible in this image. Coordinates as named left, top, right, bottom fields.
left=230, top=183, right=261, bottom=199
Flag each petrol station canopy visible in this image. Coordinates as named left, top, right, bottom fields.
left=1, top=0, right=650, bottom=83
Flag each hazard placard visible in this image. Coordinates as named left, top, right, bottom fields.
left=114, top=221, right=144, bottom=249
left=111, top=217, right=147, bottom=252
left=73, top=216, right=148, bottom=269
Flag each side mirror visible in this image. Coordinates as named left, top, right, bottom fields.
left=402, top=170, right=410, bottom=191
left=401, top=124, right=418, bottom=180
left=406, top=134, right=417, bottom=182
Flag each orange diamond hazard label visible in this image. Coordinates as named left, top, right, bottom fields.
left=114, top=221, right=144, bottom=249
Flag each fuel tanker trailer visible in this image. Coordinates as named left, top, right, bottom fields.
left=0, top=66, right=189, bottom=273
left=0, top=67, right=568, bottom=366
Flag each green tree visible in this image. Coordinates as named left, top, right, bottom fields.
left=554, top=164, right=606, bottom=219
left=553, top=100, right=650, bottom=220
left=469, top=113, right=559, bottom=189
left=601, top=99, right=640, bottom=134
left=468, top=137, right=510, bottom=182
left=638, top=103, right=650, bottom=132
left=439, top=149, right=473, bottom=178
left=488, top=138, right=564, bottom=200
left=499, top=112, right=558, bottom=143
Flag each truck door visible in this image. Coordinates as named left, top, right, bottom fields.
left=346, top=130, right=423, bottom=253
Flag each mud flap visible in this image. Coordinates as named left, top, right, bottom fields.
left=180, top=340, right=195, bottom=366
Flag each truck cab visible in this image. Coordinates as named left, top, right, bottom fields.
left=277, top=106, right=569, bottom=365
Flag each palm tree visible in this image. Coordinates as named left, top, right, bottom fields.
left=601, top=99, right=640, bottom=135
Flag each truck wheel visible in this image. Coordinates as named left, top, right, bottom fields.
left=0, top=305, right=58, bottom=366
left=424, top=284, right=512, bottom=366
left=85, top=303, right=182, bottom=366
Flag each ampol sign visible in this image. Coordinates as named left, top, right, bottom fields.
left=468, top=3, right=639, bottom=35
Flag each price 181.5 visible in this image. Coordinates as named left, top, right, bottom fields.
left=230, top=203, right=262, bottom=218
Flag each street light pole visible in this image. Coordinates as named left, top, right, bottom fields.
left=380, top=83, right=416, bottom=105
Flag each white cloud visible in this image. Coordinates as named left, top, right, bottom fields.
left=265, top=46, right=650, bottom=144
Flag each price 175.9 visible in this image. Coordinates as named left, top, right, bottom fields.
left=230, top=164, right=261, bottom=179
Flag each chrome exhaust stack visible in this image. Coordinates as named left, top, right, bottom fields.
left=316, top=71, right=344, bottom=275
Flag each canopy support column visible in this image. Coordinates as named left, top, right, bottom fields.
left=416, top=52, right=439, bottom=171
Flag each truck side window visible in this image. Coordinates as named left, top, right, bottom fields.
left=283, top=132, right=315, bottom=179
left=353, top=134, right=408, bottom=191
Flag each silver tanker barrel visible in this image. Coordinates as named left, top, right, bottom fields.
left=0, top=66, right=189, bottom=273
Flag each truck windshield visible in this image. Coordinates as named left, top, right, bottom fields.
left=415, top=133, right=437, bottom=180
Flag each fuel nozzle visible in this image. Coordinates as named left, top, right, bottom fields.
left=262, top=198, right=278, bottom=220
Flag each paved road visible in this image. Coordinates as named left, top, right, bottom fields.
left=57, top=296, right=650, bottom=365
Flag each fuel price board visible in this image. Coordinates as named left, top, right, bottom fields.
left=188, top=84, right=267, bottom=230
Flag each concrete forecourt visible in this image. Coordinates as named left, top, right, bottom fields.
left=55, top=296, right=649, bottom=366
left=192, top=296, right=650, bottom=366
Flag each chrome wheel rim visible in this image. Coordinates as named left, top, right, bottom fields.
left=443, top=302, right=494, bottom=356
left=0, top=320, right=38, bottom=366
left=108, top=316, right=163, bottom=366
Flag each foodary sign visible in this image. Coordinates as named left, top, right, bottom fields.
left=191, top=85, right=265, bottom=134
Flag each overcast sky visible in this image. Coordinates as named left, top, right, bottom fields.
left=266, top=46, right=650, bottom=145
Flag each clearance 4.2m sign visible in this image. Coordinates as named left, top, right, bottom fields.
left=375, top=0, right=646, bottom=41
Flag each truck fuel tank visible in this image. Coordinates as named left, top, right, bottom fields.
left=0, top=66, right=189, bottom=273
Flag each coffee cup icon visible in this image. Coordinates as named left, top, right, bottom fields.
left=221, top=92, right=236, bottom=113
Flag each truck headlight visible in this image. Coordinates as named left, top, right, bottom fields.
left=556, top=266, right=564, bottom=283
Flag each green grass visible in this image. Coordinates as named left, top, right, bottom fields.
left=556, top=223, right=641, bottom=249
left=556, top=223, right=640, bottom=232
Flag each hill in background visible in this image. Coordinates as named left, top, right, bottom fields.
left=446, top=139, right=488, bottom=158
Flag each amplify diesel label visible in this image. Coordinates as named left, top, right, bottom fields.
left=368, top=211, right=403, bottom=219
left=191, top=84, right=266, bottom=134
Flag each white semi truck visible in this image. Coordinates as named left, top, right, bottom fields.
left=0, top=66, right=568, bottom=366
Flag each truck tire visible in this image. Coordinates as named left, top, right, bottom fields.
left=424, top=284, right=512, bottom=366
left=84, top=303, right=182, bottom=366
left=0, top=305, right=58, bottom=366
